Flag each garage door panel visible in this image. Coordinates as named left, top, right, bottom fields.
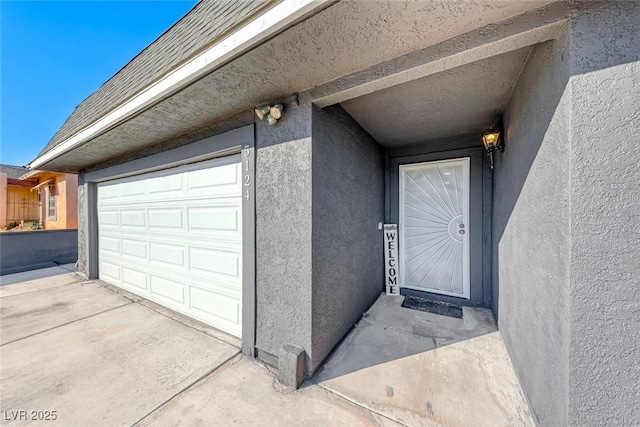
left=187, top=274, right=241, bottom=296
left=101, top=195, right=241, bottom=208
left=120, top=210, right=146, bottom=228
left=120, top=181, right=146, bottom=198
left=187, top=206, right=240, bottom=232
left=97, top=155, right=243, bottom=338
left=189, top=247, right=240, bottom=277
left=100, top=236, right=120, bottom=254
left=190, top=287, right=240, bottom=324
left=116, top=254, right=241, bottom=297
left=98, top=185, right=119, bottom=201
left=101, top=232, right=242, bottom=255
left=100, top=252, right=241, bottom=299
left=150, top=275, right=186, bottom=305
left=114, top=234, right=241, bottom=251
left=148, top=174, right=183, bottom=195
left=121, top=238, right=147, bottom=260
left=100, top=260, right=121, bottom=282
left=148, top=208, right=184, bottom=230
left=99, top=210, right=119, bottom=226
left=149, top=242, right=186, bottom=267
left=103, top=204, right=242, bottom=234
left=122, top=268, right=148, bottom=291
left=187, top=162, right=240, bottom=189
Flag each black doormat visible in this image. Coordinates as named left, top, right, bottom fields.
left=401, top=295, right=463, bottom=319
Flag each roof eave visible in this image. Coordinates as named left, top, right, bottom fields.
left=29, top=0, right=330, bottom=171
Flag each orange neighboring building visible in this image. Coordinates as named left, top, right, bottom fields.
left=0, top=165, right=78, bottom=230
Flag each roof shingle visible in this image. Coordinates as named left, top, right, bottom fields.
left=40, top=0, right=269, bottom=157
left=0, top=165, right=29, bottom=179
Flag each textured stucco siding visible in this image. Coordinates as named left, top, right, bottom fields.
left=310, top=105, right=384, bottom=373
left=494, top=29, right=571, bottom=426
left=76, top=178, right=88, bottom=276
left=255, top=96, right=314, bottom=366
left=82, top=111, right=254, bottom=174
left=568, top=3, right=640, bottom=425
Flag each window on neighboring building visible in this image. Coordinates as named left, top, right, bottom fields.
left=48, top=187, right=57, bottom=219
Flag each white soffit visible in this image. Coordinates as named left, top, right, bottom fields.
left=30, top=0, right=329, bottom=169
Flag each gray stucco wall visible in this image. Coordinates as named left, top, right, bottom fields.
left=495, top=6, right=640, bottom=425
left=76, top=179, right=88, bottom=276
left=494, top=29, right=571, bottom=426
left=310, top=105, right=384, bottom=373
left=255, top=95, right=314, bottom=367
left=0, top=229, right=78, bottom=275
left=568, top=3, right=640, bottom=425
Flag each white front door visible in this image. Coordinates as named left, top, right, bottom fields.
left=97, top=155, right=243, bottom=337
left=399, top=158, right=470, bottom=298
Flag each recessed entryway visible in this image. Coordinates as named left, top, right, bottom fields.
left=314, top=295, right=533, bottom=426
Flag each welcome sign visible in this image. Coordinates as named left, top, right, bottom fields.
left=384, top=224, right=400, bottom=295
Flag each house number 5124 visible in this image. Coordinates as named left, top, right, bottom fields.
left=243, top=145, right=251, bottom=201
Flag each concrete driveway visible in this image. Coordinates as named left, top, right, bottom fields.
left=1, top=269, right=532, bottom=426
left=0, top=271, right=395, bottom=426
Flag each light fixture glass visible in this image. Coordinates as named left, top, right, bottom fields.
left=482, top=129, right=500, bottom=149
left=270, top=104, right=283, bottom=120
left=482, top=127, right=503, bottom=169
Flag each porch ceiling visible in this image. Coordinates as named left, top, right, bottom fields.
left=340, top=46, right=533, bottom=148
left=39, top=0, right=554, bottom=172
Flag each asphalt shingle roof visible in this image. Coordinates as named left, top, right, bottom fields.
left=0, top=165, right=29, bottom=179
left=39, top=0, right=269, bottom=157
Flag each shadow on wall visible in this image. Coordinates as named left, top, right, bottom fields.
left=491, top=14, right=640, bottom=321
left=490, top=34, right=571, bottom=427
left=254, top=96, right=385, bottom=376
left=491, top=37, right=569, bottom=321
left=490, top=7, right=638, bottom=425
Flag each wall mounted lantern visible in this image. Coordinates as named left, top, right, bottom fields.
left=255, top=103, right=284, bottom=126
left=482, top=127, right=503, bottom=169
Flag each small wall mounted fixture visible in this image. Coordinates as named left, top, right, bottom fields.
left=254, top=106, right=270, bottom=121
left=255, top=103, right=284, bottom=126
left=482, top=127, right=503, bottom=169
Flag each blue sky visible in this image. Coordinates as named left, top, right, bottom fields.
left=1, top=0, right=198, bottom=167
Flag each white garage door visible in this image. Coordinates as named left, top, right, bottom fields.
left=97, top=155, right=243, bottom=337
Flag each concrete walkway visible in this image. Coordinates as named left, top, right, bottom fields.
left=314, top=296, right=535, bottom=427
left=0, top=263, right=78, bottom=287
left=0, top=270, right=532, bottom=426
